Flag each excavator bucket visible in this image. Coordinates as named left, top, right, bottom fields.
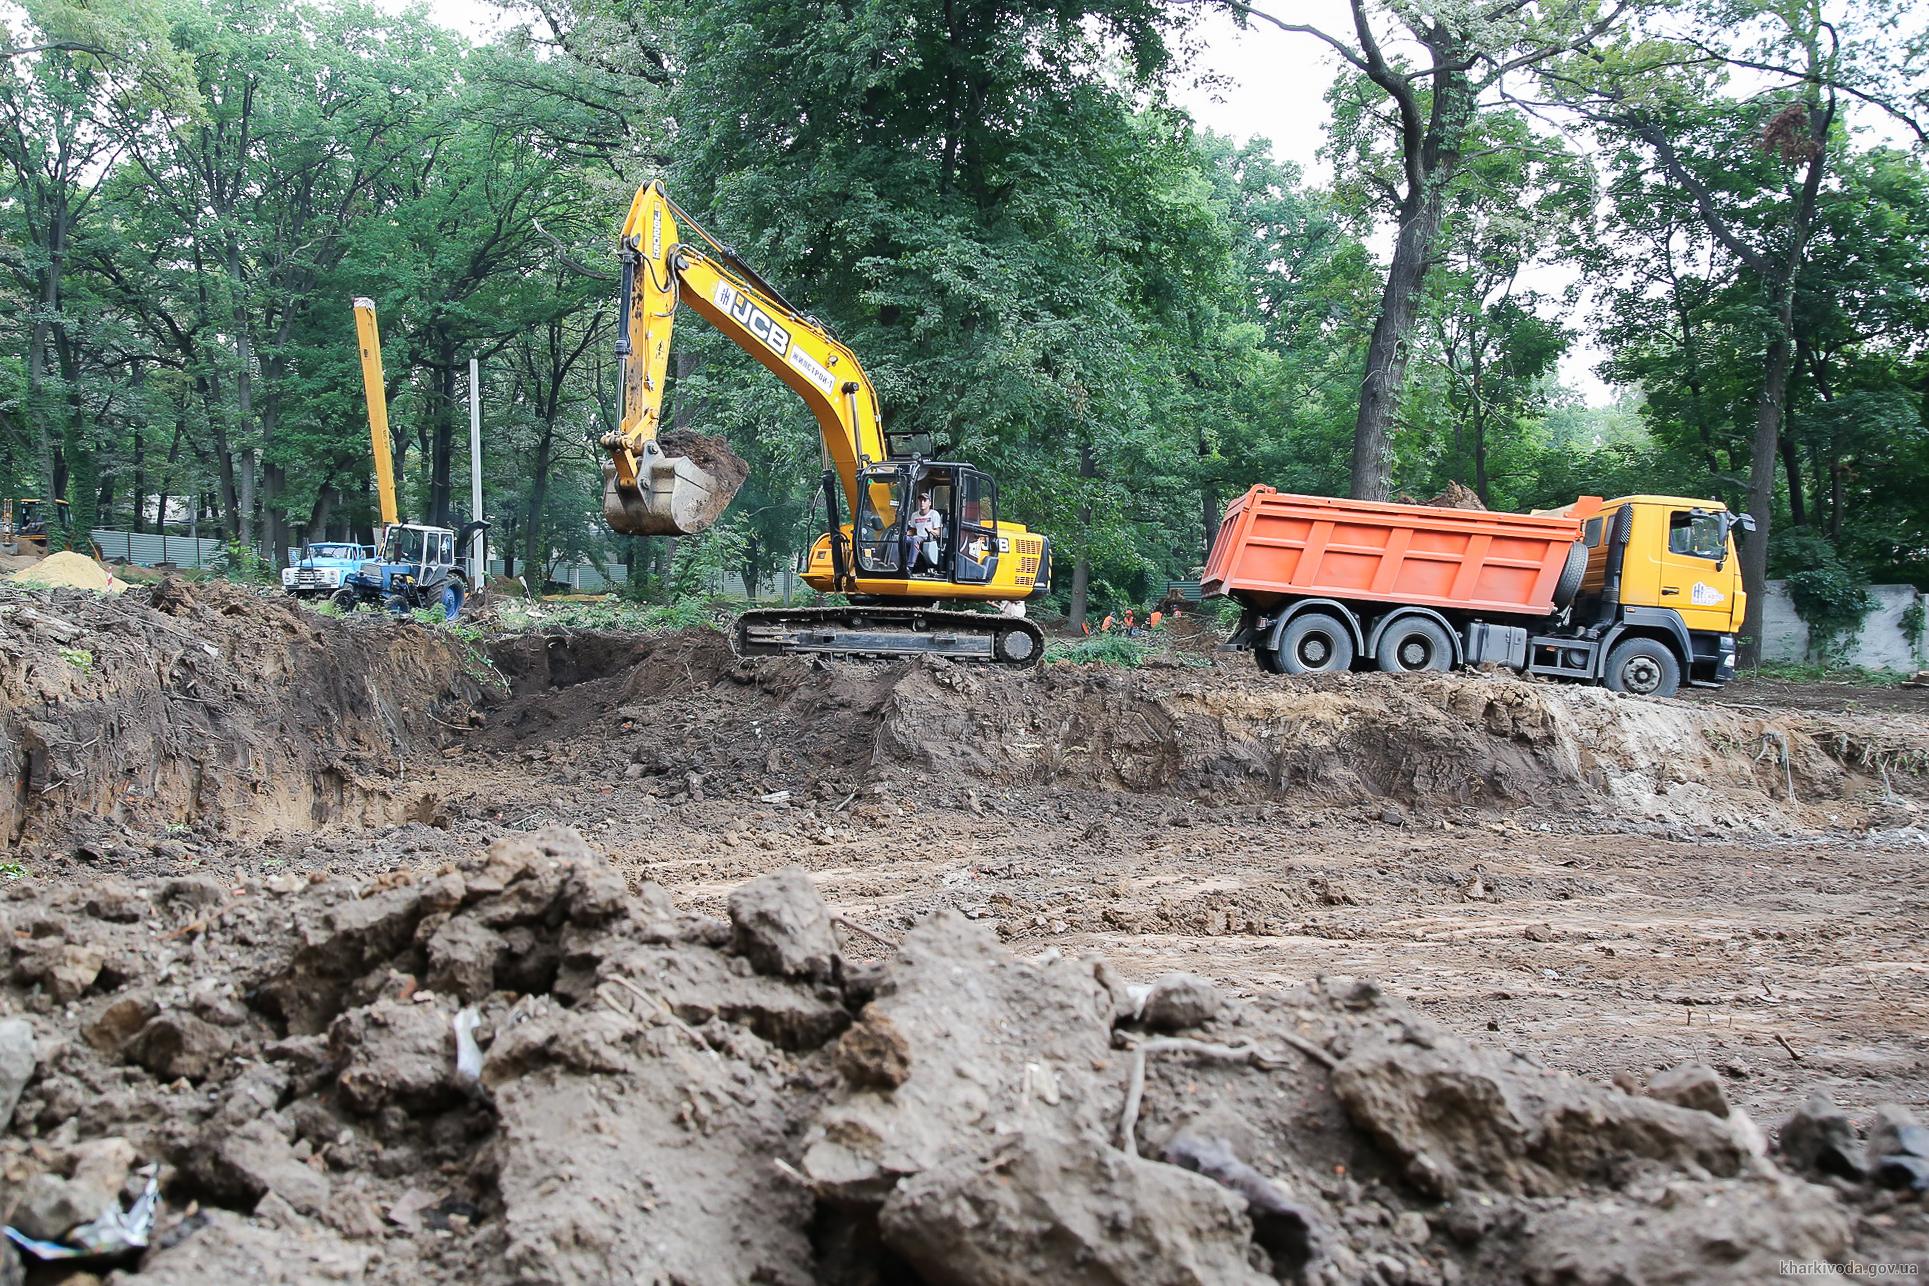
left=602, top=440, right=728, bottom=537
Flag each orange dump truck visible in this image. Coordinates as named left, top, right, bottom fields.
left=1202, top=485, right=1751, bottom=698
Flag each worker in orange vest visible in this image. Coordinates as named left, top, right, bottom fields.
left=1100, top=611, right=1115, bottom=633
left=1147, top=608, right=1163, bottom=629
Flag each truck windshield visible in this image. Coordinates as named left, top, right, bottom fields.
left=1668, top=511, right=1727, bottom=560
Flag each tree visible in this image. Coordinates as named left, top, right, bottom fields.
left=1556, top=1, right=1846, bottom=660
left=1211, top=0, right=1629, bottom=500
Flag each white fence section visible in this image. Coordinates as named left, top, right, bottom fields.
left=1761, top=581, right=1925, bottom=670
left=91, top=529, right=228, bottom=569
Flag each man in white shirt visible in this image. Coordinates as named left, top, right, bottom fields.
left=903, top=491, right=944, bottom=573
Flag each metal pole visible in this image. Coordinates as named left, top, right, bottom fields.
left=468, top=356, right=485, bottom=585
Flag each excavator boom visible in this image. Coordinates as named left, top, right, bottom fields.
left=352, top=299, right=400, bottom=531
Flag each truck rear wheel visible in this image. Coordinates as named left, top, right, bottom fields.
left=1374, top=617, right=1454, bottom=674
left=1603, top=637, right=1681, bottom=698
left=1273, top=611, right=1355, bottom=675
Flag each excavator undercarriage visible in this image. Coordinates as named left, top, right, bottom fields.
left=735, top=604, right=1044, bottom=666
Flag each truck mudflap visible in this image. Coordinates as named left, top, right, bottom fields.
left=1692, top=632, right=1738, bottom=688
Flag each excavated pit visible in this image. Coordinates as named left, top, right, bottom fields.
left=0, top=580, right=485, bottom=856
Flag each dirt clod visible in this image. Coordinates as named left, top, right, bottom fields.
left=1778, top=1090, right=1867, bottom=1181
left=728, top=867, right=839, bottom=981
left=880, top=1130, right=1273, bottom=1286
left=1140, top=973, right=1224, bottom=1032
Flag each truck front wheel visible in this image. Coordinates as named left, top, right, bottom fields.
left=1374, top=617, right=1454, bottom=674
left=1603, top=637, right=1681, bottom=699
left=1273, top=612, right=1355, bottom=675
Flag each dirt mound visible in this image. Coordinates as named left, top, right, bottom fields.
left=0, top=828, right=1917, bottom=1282
left=478, top=629, right=1927, bottom=832
left=5, top=550, right=127, bottom=592
left=658, top=429, right=750, bottom=531
left=0, top=578, right=485, bottom=855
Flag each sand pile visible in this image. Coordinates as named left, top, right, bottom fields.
left=4, top=550, right=127, bottom=593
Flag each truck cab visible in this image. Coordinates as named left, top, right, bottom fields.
left=282, top=541, right=372, bottom=598
left=1576, top=496, right=1749, bottom=688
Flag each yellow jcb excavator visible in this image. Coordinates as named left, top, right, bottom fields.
left=599, top=182, right=1051, bottom=665
left=0, top=498, right=74, bottom=558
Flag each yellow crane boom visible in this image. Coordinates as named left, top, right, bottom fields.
left=352, top=298, right=399, bottom=531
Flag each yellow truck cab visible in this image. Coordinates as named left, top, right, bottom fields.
left=1574, top=495, right=1750, bottom=693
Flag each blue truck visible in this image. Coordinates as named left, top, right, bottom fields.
left=281, top=542, right=372, bottom=599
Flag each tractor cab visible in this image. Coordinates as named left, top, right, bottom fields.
left=852, top=460, right=1003, bottom=586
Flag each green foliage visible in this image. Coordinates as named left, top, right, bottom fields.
left=1046, top=634, right=1152, bottom=667
left=487, top=598, right=719, bottom=635
left=222, top=541, right=271, bottom=584
left=1902, top=595, right=1925, bottom=657
left=668, top=518, right=751, bottom=601
left=1750, top=660, right=1911, bottom=687
left=1775, top=531, right=1874, bottom=661
left=57, top=646, right=93, bottom=674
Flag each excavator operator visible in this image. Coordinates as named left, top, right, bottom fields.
left=904, top=491, right=944, bottom=574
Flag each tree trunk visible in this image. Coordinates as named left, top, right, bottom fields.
left=1738, top=307, right=1795, bottom=666
left=1198, top=428, right=1217, bottom=565
left=226, top=240, right=258, bottom=551
left=1350, top=186, right=1449, bottom=500
left=26, top=223, right=63, bottom=511
left=429, top=331, right=458, bottom=526
left=1066, top=438, right=1098, bottom=632
left=1779, top=433, right=1805, bottom=527
left=522, top=422, right=554, bottom=581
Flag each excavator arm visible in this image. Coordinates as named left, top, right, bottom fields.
left=600, top=182, right=887, bottom=535
left=352, top=298, right=400, bottom=533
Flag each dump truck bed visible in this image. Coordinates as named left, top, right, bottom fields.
left=1202, top=486, right=1599, bottom=618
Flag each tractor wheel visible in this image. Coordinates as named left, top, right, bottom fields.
left=329, top=587, right=360, bottom=613
left=441, top=581, right=465, bottom=621
left=384, top=593, right=411, bottom=616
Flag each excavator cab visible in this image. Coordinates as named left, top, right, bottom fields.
left=850, top=460, right=1002, bottom=585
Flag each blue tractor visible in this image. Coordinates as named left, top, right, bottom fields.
left=329, top=520, right=488, bottom=620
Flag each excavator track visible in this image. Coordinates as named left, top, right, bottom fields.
left=735, top=605, right=1045, bottom=667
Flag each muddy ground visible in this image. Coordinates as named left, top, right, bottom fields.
left=1, top=579, right=1926, bottom=1281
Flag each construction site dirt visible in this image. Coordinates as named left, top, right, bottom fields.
left=2, top=579, right=1925, bottom=1282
